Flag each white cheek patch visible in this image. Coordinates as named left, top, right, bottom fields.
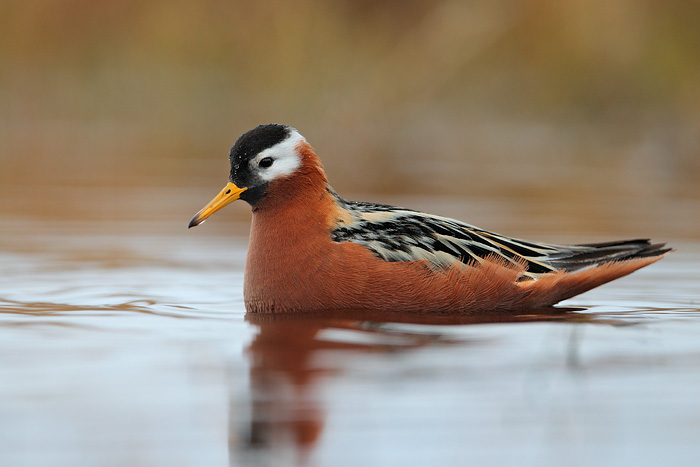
left=252, top=129, right=305, bottom=182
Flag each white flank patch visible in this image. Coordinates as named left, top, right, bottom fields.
left=252, top=129, right=306, bottom=181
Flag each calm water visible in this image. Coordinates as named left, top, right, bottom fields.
left=1, top=193, right=700, bottom=467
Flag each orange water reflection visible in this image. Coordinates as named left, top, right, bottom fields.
left=240, top=307, right=597, bottom=461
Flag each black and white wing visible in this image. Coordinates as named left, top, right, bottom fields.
left=330, top=199, right=670, bottom=280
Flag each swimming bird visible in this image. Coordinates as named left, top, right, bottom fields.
left=189, top=124, right=670, bottom=314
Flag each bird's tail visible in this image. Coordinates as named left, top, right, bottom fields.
left=545, top=239, right=672, bottom=272
left=516, top=240, right=672, bottom=308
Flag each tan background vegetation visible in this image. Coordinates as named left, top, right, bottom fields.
left=1, top=0, right=698, bottom=236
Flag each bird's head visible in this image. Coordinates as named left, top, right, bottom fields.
left=189, top=124, right=314, bottom=228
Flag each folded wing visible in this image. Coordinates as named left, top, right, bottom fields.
left=331, top=200, right=671, bottom=280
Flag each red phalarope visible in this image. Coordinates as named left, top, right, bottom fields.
left=189, top=124, right=670, bottom=313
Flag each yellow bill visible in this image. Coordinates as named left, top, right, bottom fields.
left=188, top=182, right=247, bottom=228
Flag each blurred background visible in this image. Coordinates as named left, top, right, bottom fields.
left=2, top=3, right=700, bottom=465
left=1, top=0, right=699, bottom=238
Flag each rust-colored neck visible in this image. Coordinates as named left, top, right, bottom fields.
left=244, top=143, right=343, bottom=311
left=253, top=142, right=330, bottom=216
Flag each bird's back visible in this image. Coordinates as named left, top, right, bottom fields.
left=329, top=193, right=670, bottom=278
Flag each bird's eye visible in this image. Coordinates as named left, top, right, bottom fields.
left=258, top=157, right=274, bottom=168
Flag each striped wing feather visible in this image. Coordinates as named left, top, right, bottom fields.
left=331, top=200, right=670, bottom=280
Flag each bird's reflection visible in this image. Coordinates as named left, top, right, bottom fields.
left=235, top=307, right=593, bottom=464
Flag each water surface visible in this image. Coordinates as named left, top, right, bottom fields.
left=1, top=200, right=699, bottom=467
